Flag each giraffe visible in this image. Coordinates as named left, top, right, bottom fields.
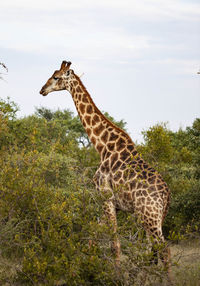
left=40, top=60, right=171, bottom=271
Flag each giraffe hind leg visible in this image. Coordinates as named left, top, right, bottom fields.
left=147, top=227, right=173, bottom=284
left=146, top=232, right=159, bottom=265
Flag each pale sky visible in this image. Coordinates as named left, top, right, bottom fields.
left=0, top=0, right=199, bottom=142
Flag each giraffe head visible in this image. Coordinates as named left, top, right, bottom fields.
left=40, top=61, right=74, bottom=96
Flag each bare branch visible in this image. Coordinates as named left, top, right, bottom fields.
left=0, top=62, right=8, bottom=72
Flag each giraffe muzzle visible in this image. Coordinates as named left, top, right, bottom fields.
left=40, top=87, right=48, bottom=96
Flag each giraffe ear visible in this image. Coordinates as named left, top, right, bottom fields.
left=60, top=61, right=72, bottom=71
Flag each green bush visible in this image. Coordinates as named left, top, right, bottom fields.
left=0, top=97, right=200, bottom=285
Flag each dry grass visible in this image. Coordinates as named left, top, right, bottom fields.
left=171, top=239, right=200, bottom=286
left=0, top=256, right=21, bottom=286
left=0, top=239, right=200, bottom=285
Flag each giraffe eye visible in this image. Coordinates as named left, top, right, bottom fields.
left=53, top=76, right=59, bottom=80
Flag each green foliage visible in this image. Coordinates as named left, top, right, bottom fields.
left=0, top=97, right=199, bottom=285
left=141, top=123, right=174, bottom=164
left=0, top=148, right=112, bottom=285
left=0, top=97, right=19, bottom=151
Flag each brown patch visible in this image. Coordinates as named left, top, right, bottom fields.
left=100, top=165, right=106, bottom=173
left=102, top=148, right=107, bottom=160
left=73, top=81, right=78, bottom=86
left=76, top=86, right=82, bottom=93
left=82, top=95, right=89, bottom=103
left=110, top=153, right=118, bottom=167
left=148, top=218, right=154, bottom=225
left=137, top=182, right=143, bottom=189
left=103, top=159, right=110, bottom=173
left=107, top=142, right=115, bottom=151
left=157, top=184, right=164, bottom=190
left=146, top=206, right=153, bottom=212
left=116, top=137, right=126, bottom=151
left=101, top=130, right=109, bottom=143
left=93, top=114, right=100, bottom=123
left=156, top=178, right=162, bottom=184
left=145, top=211, right=150, bottom=217
left=112, top=160, right=122, bottom=172
left=149, top=186, right=156, bottom=192
left=82, top=120, right=86, bottom=127
left=142, top=190, right=148, bottom=197
left=114, top=171, right=122, bottom=181
left=71, top=87, right=75, bottom=94
left=136, top=190, right=142, bottom=197
left=85, top=115, right=91, bottom=125
left=91, top=136, right=96, bottom=145
left=128, top=169, right=136, bottom=179
left=146, top=197, right=151, bottom=204
left=132, top=151, right=138, bottom=156
left=86, top=128, right=91, bottom=136
left=101, top=150, right=111, bottom=160
left=73, top=93, right=77, bottom=99
left=130, top=180, right=136, bottom=189
left=86, top=104, right=93, bottom=114
left=127, top=144, right=134, bottom=152
left=96, top=144, right=104, bottom=153
left=120, top=150, right=130, bottom=161
left=106, top=151, right=111, bottom=158
left=79, top=103, right=85, bottom=114
left=109, top=132, right=119, bottom=141
left=121, top=163, right=126, bottom=170
left=94, top=124, right=104, bottom=136
left=142, top=171, right=147, bottom=179
left=148, top=176, right=156, bottom=184
left=124, top=192, right=132, bottom=201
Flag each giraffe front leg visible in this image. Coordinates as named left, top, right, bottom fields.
left=103, top=200, right=121, bottom=267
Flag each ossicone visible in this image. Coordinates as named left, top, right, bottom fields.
left=60, top=61, right=72, bottom=71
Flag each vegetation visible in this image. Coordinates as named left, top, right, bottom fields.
left=0, top=96, right=199, bottom=285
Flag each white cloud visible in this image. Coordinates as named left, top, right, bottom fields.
left=0, top=8, right=152, bottom=60
left=157, top=59, right=200, bottom=75
left=1, top=0, right=199, bottom=58
left=1, top=0, right=200, bottom=21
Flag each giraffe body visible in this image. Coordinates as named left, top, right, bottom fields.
left=40, top=61, right=171, bottom=268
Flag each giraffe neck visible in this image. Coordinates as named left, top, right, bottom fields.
left=67, top=75, right=134, bottom=159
